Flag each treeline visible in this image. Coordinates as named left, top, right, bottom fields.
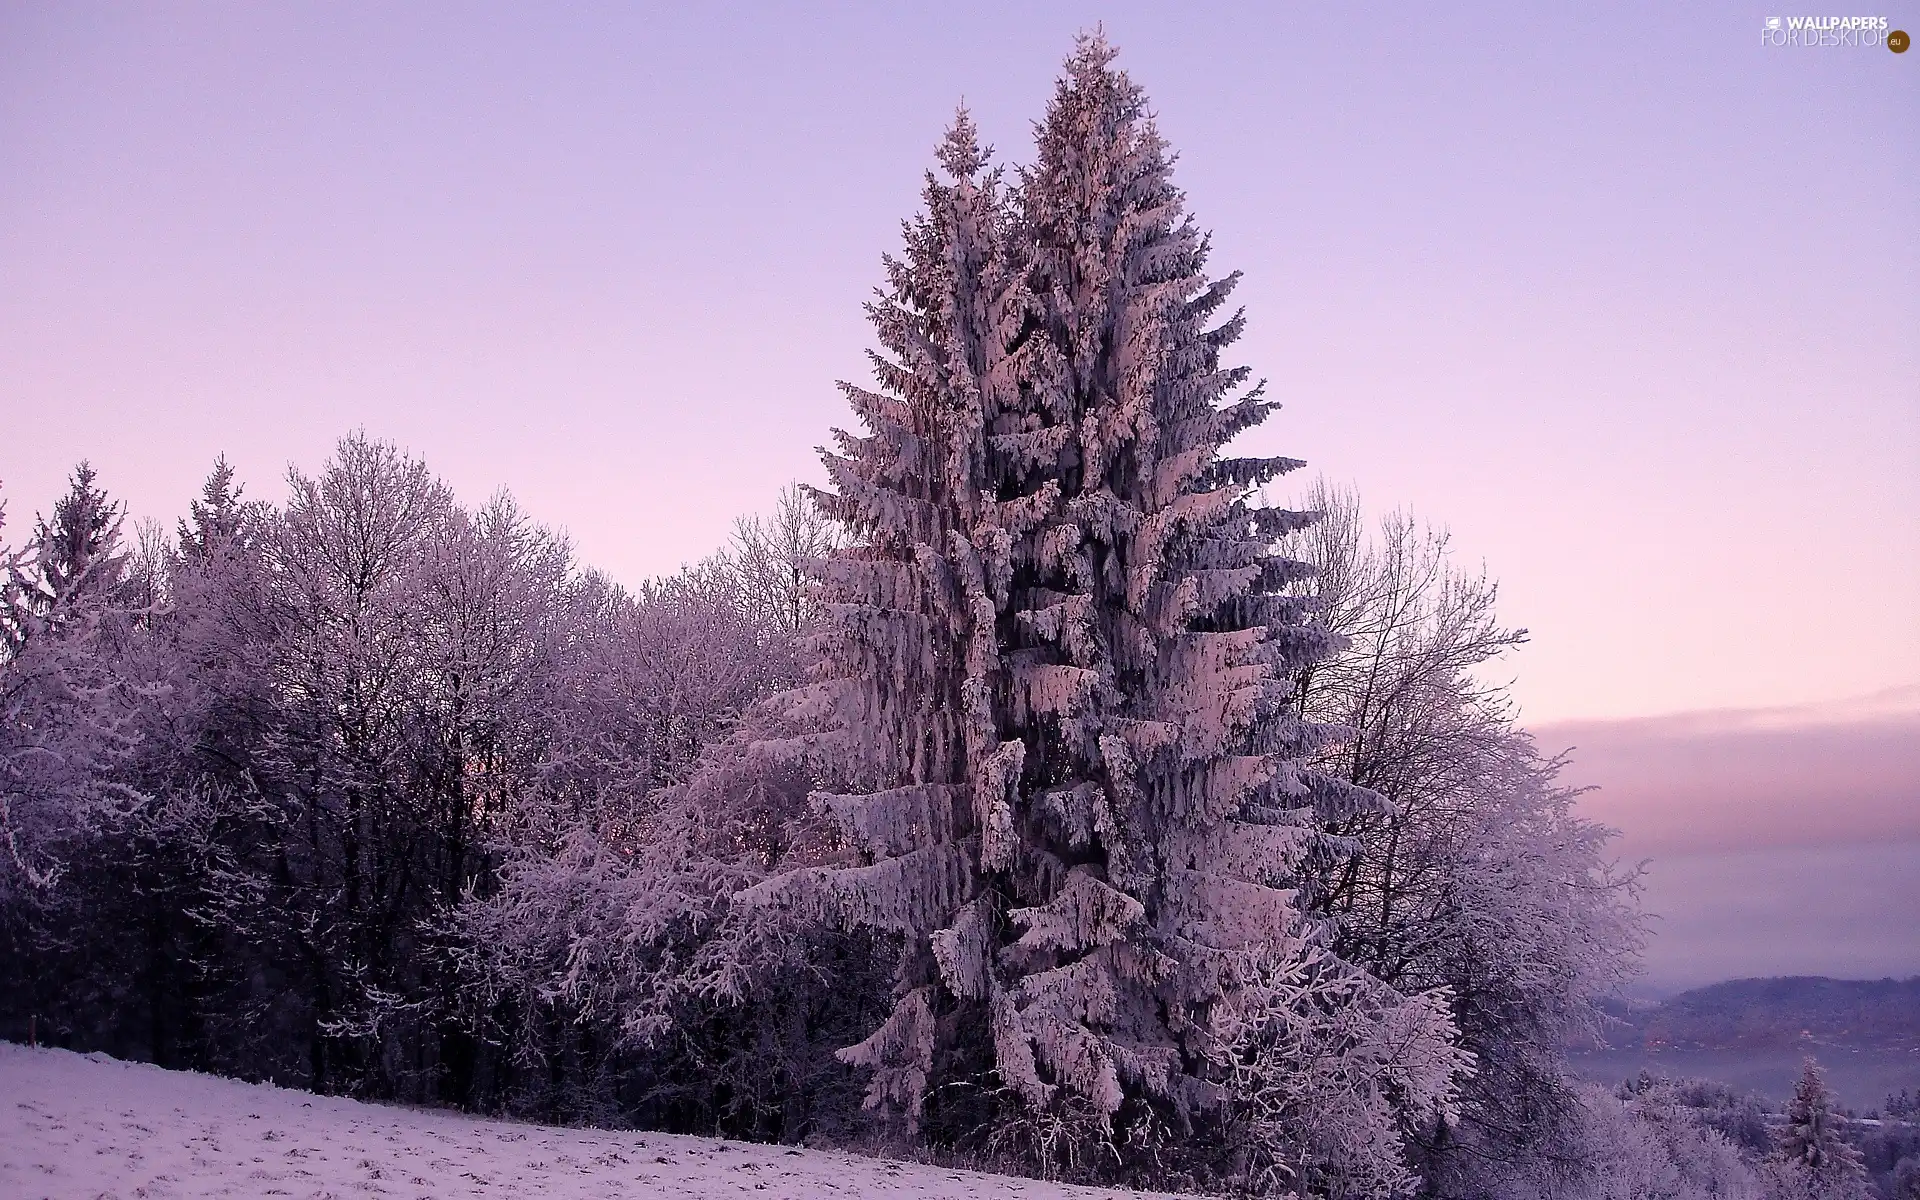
left=1606, top=1063, right=1920, bottom=1200
left=0, top=446, right=830, bottom=1120
left=0, top=438, right=1641, bottom=1191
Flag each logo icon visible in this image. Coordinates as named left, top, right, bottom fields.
left=1891, top=28, right=1911, bottom=51
left=1766, top=16, right=1782, bottom=30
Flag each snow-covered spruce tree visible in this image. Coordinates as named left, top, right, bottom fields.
left=742, top=38, right=1462, bottom=1189
left=29, top=462, right=131, bottom=618
left=1765, top=1060, right=1872, bottom=1200
left=0, top=466, right=148, bottom=891
left=174, top=455, right=260, bottom=564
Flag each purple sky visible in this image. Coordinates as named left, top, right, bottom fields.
left=1543, top=688, right=1920, bottom=989
left=3, top=5, right=1916, bottom=984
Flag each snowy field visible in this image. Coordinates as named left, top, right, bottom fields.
left=0, top=1043, right=1176, bottom=1200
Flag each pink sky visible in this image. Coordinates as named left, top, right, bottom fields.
left=1, top=1, right=1915, bottom=986
left=1546, top=688, right=1920, bottom=987
left=1550, top=686, right=1920, bottom=858
left=3, top=3, right=1914, bottom=726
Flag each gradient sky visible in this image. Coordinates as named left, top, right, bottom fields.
left=3, top=4, right=1916, bottom=984
left=1544, top=687, right=1920, bottom=989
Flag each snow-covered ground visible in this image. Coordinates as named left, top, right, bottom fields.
left=0, top=1042, right=1176, bottom=1199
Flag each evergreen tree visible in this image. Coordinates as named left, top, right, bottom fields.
left=1770, top=1059, right=1870, bottom=1198
left=743, top=36, right=1460, bottom=1185
left=1886, top=1088, right=1917, bottom=1121
left=32, top=462, right=128, bottom=611
left=176, top=455, right=254, bottom=562
left=0, top=466, right=145, bottom=889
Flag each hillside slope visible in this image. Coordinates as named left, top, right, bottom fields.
left=0, top=1043, right=1177, bottom=1200
left=1572, top=976, right=1920, bottom=1108
left=1601, top=976, right=1920, bottom=1053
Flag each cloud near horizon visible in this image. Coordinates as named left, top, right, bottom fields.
left=1537, top=685, right=1920, bottom=857
left=1535, top=687, right=1920, bottom=989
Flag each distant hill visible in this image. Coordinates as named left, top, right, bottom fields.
left=1571, top=976, right=1920, bottom=1109
left=1594, top=976, right=1920, bottom=1053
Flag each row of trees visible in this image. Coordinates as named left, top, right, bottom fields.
left=11, top=32, right=1886, bottom=1200
left=0, top=446, right=814, bottom=1105
left=1598, top=1061, right=1920, bottom=1200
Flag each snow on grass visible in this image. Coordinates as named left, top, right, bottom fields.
left=0, top=1042, right=1181, bottom=1199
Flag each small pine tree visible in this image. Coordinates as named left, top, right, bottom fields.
left=177, top=455, right=253, bottom=562
left=1770, top=1059, right=1871, bottom=1199
left=1887, top=1088, right=1917, bottom=1121
left=33, top=462, right=128, bottom=608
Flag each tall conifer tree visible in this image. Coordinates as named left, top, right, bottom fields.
left=743, top=36, right=1434, bottom=1170
left=33, top=462, right=128, bottom=609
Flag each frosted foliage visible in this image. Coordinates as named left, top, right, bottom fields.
left=735, top=34, right=1460, bottom=1184
left=1282, top=482, right=1649, bottom=1194
left=1547, top=1082, right=1763, bottom=1200
left=1010, top=869, right=1144, bottom=955
left=0, top=474, right=147, bottom=893
left=1204, top=949, right=1469, bottom=1199
left=932, top=896, right=995, bottom=1000
left=739, top=842, right=976, bottom=936
left=1161, top=870, right=1300, bottom=951
left=1767, top=1061, right=1872, bottom=1199
left=820, top=784, right=958, bottom=857
left=839, top=987, right=939, bottom=1125
left=725, top=481, right=847, bottom=637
